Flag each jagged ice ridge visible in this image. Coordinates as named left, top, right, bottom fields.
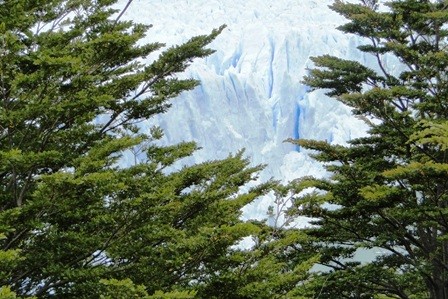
left=117, top=0, right=395, bottom=221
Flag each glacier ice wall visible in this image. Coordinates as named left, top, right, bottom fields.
left=118, top=0, right=375, bottom=218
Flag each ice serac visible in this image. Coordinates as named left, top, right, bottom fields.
left=120, top=0, right=370, bottom=182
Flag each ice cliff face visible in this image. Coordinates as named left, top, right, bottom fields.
left=119, top=0, right=372, bottom=217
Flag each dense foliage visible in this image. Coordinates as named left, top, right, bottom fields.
left=8, top=0, right=448, bottom=298
left=287, top=0, right=448, bottom=298
left=0, top=0, right=296, bottom=297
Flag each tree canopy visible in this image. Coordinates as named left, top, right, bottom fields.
left=287, top=0, right=448, bottom=298
left=8, top=0, right=448, bottom=298
left=0, top=0, right=296, bottom=297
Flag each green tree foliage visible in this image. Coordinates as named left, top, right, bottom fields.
left=195, top=184, right=320, bottom=299
left=287, top=0, right=448, bottom=298
left=0, top=0, right=276, bottom=297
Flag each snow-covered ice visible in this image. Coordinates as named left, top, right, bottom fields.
left=117, top=0, right=373, bottom=220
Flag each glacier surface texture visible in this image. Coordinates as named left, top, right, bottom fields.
left=118, top=0, right=374, bottom=219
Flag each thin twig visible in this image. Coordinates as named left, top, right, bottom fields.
left=114, top=0, right=133, bottom=25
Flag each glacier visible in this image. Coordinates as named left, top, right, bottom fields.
left=118, top=0, right=374, bottom=220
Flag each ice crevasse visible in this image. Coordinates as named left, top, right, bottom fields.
left=118, top=0, right=379, bottom=219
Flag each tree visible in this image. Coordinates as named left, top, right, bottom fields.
left=0, top=0, right=273, bottom=297
left=194, top=184, right=320, bottom=299
left=287, top=0, right=448, bottom=298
